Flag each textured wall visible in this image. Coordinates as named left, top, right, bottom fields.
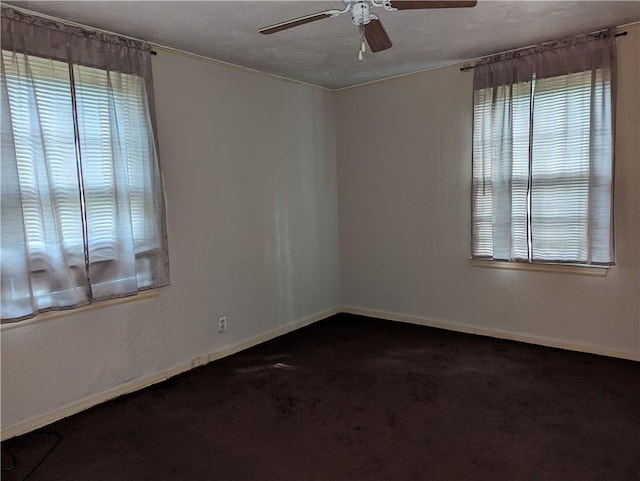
left=1, top=51, right=341, bottom=430
left=2, top=23, right=638, bottom=436
left=335, top=25, right=639, bottom=358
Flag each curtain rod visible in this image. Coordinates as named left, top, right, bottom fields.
left=459, top=31, right=627, bottom=72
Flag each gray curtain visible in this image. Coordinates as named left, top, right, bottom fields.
left=1, top=6, right=169, bottom=322
left=1, top=6, right=158, bottom=127
left=472, top=30, right=616, bottom=265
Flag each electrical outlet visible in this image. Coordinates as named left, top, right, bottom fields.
left=218, top=315, right=227, bottom=333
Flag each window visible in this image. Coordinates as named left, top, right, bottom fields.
left=471, top=32, right=615, bottom=267
left=1, top=7, right=169, bottom=322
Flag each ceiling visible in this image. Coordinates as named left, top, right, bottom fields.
left=6, top=1, right=640, bottom=90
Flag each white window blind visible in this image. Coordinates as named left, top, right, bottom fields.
left=471, top=32, right=615, bottom=266
left=73, top=63, right=157, bottom=264
left=1, top=49, right=169, bottom=321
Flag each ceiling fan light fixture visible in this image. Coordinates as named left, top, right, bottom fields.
left=351, top=2, right=371, bottom=26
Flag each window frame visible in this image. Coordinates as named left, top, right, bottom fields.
left=1, top=48, right=168, bottom=323
left=471, top=67, right=615, bottom=269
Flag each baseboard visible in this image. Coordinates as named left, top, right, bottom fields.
left=5, top=304, right=635, bottom=440
left=1, top=306, right=339, bottom=441
left=341, top=305, right=640, bottom=362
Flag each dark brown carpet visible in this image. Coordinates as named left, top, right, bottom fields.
left=2, top=314, right=639, bottom=481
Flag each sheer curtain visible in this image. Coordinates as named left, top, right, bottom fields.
left=1, top=6, right=169, bottom=322
left=472, top=30, right=616, bottom=265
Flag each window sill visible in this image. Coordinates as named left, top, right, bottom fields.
left=471, top=260, right=609, bottom=277
left=1, top=289, right=160, bottom=331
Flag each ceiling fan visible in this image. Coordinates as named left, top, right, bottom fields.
left=259, top=0, right=477, bottom=59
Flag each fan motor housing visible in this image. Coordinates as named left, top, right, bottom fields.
left=351, top=1, right=371, bottom=25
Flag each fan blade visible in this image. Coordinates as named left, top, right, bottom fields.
left=259, top=11, right=336, bottom=35
left=365, top=19, right=393, bottom=53
left=390, top=1, right=477, bottom=10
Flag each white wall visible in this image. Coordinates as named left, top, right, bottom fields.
left=3, top=24, right=638, bottom=438
left=1, top=51, right=340, bottom=433
left=335, top=25, right=640, bottom=359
